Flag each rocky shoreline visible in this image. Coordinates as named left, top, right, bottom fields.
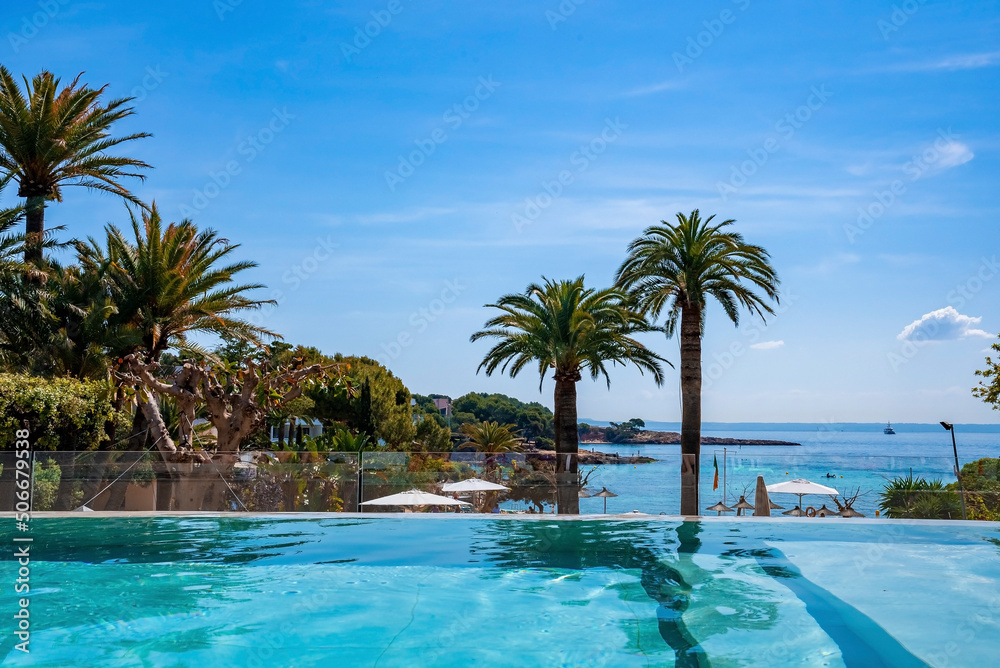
left=522, top=431, right=800, bottom=466
left=524, top=449, right=657, bottom=465
left=578, top=429, right=800, bottom=448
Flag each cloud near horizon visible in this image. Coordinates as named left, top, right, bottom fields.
left=750, top=340, right=785, bottom=350
left=897, top=306, right=992, bottom=343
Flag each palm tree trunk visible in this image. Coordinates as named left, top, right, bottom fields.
left=24, top=196, right=45, bottom=264
left=679, top=303, right=702, bottom=516
left=553, top=372, right=580, bottom=514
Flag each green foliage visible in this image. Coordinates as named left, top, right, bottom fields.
left=949, top=457, right=1000, bottom=521
left=879, top=473, right=962, bottom=519
left=973, top=335, right=1000, bottom=410
left=415, top=416, right=451, bottom=451
left=606, top=418, right=645, bottom=442
left=616, top=210, right=781, bottom=336
left=31, top=458, right=61, bottom=511
left=0, top=373, right=121, bottom=450
left=302, top=428, right=377, bottom=453
left=310, top=355, right=415, bottom=447
left=471, top=276, right=668, bottom=389
left=459, top=421, right=521, bottom=453
left=82, top=204, right=277, bottom=359
left=450, top=392, right=554, bottom=439
left=0, top=66, right=152, bottom=261
left=534, top=436, right=554, bottom=451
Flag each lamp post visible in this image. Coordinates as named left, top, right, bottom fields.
left=940, top=422, right=967, bottom=520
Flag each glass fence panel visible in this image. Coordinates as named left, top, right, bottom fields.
left=11, top=449, right=994, bottom=519
left=0, top=451, right=27, bottom=513
left=699, top=450, right=976, bottom=519
left=27, top=451, right=359, bottom=513
left=358, top=451, right=561, bottom=514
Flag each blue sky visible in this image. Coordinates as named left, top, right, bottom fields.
left=2, top=0, right=999, bottom=423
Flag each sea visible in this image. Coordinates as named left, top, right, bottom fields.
left=572, top=422, right=1000, bottom=517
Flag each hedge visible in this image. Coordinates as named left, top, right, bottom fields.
left=0, top=373, right=122, bottom=451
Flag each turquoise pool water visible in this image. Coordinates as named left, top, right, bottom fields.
left=2, top=516, right=999, bottom=666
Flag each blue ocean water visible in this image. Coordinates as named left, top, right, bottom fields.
left=576, top=424, right=1000, bottom=516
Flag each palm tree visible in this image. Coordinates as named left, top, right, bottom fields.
left=460, top=421, right=521, bottom=454
left=0, top=67, right=151, bottom=263
left=82, top=203, right=277, bottom=362
left=616, top=210, right=779, bottom=515
left=471, top=276, right=668, bottom=514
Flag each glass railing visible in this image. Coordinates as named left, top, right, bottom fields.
left=699, top=449, right=967, bottom=519
left=2, top=448, right=992, bottom=519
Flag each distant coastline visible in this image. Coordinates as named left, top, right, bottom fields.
left=579, top=429, right=800, bottom=447
left=578, top=420, right=1000, bottom=434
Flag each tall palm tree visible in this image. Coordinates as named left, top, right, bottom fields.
left=0, top=67, right=151, bottom=263
left=83, top=203, right=277, bottom=362
left=460, top=420, right=521, bottom=454
left=616, top=210, right=780, bottom=515
left=471, top=276, right=668, bottom=514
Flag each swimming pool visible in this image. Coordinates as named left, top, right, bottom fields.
left=3, top=515, right=999, bottom=666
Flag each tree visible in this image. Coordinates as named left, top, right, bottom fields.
left=309, top=355, right=415, bottom=447
left=606, top=418, right=645, bottom=442
left=460, top=421, right=521, bottom=453
left=616, top=210, right=779, bottom=515
left=87, top=204, right=276, bottom=362
left=449, top=392, right=554, bottom=439
left=973, top=335, right=1000, bottom=410
left=0, top=67, right=151, bottom=263
left=471, top=276, right=667, bottom=513
left=119, top=352, right=339, bottom=510
left=415, top=417, right=451, bottom=451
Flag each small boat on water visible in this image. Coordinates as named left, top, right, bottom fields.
left=883, top=422, right=896, bottom=435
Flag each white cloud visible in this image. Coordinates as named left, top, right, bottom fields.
left=750, top=340, right=784, bottom=350
left=934, top=141, right=975, bottom=170
left=356, top=207, right=455, bottom=224
left=889, top=51, right=1000, bottom=72
left=845, top=162, right=873, bottom=176
left=622, top=80, right=684, bottom=97
left=798, top=252, right=860, bottom=275
left=897, top=306, right=993, bottom=343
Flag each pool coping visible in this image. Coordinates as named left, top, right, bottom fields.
left=4, top=511, right=999, bottom=528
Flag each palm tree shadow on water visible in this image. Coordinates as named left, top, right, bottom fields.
left=469, top=520, right=733, bottom=667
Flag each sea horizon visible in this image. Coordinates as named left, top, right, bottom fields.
left=579, top=420, right=1000, bottom=433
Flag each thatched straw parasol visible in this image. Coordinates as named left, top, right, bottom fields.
left=782, top=506, right=805, bottom=517
left=706, top=501, right=733, bottom=516
left=593, top=487, right=617, bottom=514
left=733, top=495, right=755, bottom=516
left=815, top=504, right=840, bottom=518
left=839, top=507, right=865, bottom=518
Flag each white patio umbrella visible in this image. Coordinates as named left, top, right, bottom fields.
left=766, top=478, right=838, bottom=510
left=360, top=489, right=471, bottom=508
left=441, top=478, right=509, bottom=493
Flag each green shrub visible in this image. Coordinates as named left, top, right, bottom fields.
left=949, top=457, right=1000, bottom=521
left=879, top=473, right=962, bottom=519
left=0, top=373, right=122, bottom=451
left=31, top=458, right=62, bottom=510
